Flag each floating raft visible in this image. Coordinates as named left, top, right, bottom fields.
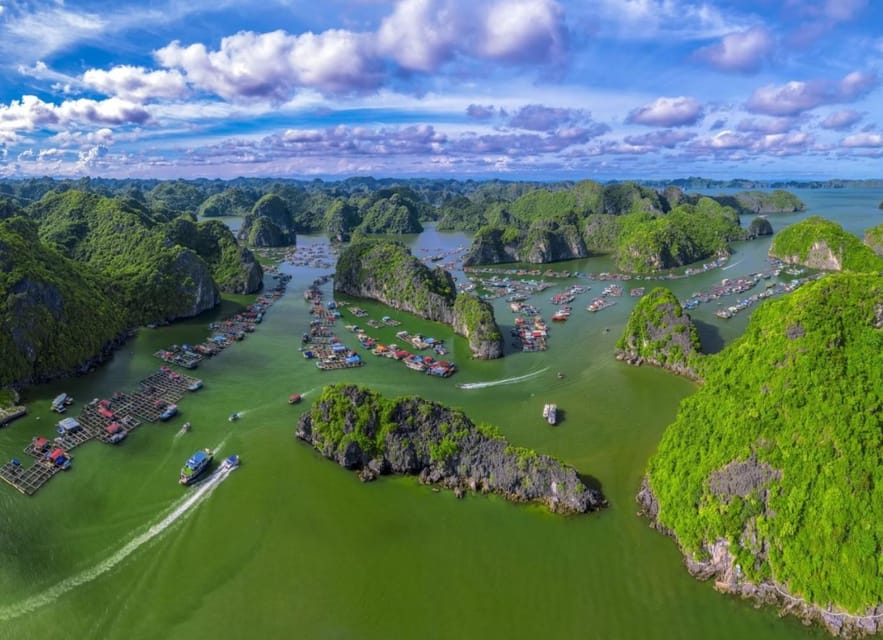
left=0, top=368, right=203, bottom=497
left=0, top=460, right=62, bottom=496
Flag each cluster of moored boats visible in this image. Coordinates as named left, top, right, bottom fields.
left=154, top=275, right=291, bottom=369
left=587, top=283, right=623, bottom=312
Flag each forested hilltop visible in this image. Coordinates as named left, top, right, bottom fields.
left=0, top=190, right=262, bottom=387
left=641, top=271, right=883, bottom=636
left=0, top=177, right=802, bottom=253
left=460, top=182, right=798, bottom=272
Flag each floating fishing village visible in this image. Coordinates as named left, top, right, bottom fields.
left=0, top=271, right=292, bottom=495
left=0, top=234, right=839, bottom=500
left=301, top=277, right=458, bottom=377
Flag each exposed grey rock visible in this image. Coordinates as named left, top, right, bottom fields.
left=296, top=385, right=606, bottom=514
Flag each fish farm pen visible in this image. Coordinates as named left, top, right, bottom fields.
left=0, top=369, right=202, bottom=496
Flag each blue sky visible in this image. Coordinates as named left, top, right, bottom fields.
left=0, top=0, right=882, bottom=180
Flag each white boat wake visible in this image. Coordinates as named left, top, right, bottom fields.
left=456, top=367, right=550, bottom=390
left=0, top=444, right=235, bottom=622
left=721, top=260, right=743, bottom=271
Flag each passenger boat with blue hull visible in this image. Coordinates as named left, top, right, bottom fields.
left=179, top=449, right=213, bottom=485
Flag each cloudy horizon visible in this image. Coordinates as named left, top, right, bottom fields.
left=1, top=0, right=882, bottom=180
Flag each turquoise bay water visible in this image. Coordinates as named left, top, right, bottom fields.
left=1, top=189, right=879, bottom=639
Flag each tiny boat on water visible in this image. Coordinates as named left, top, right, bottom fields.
left=159, top=404, right=178, bottom=421
left=229, top=412, right=240, bottom=422
left=180, top=422, right=191, bottom=433
left=220, top=454, right=240, bottom=471
left=179, top=449, right=213, bottom=485
left=288, top=393, right=302, bottom=405
left=547, top=404, right=558, bottom=425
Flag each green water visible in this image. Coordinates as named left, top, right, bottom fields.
left=3, top=189, right=880, bottom=640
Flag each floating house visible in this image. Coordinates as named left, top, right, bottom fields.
left=56, top=417, right=82, bottom=436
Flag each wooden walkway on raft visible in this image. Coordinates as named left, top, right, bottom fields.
left=0, top=369, right=202, bottom=496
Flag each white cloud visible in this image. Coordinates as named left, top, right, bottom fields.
left=841, top=132, right=883, bottom=148
left=0, top=95, right=150, bottom=132
left=155, top=29, right=383, bottom=100
left=747, top=71, right=879, bottom=116
left=83, top=66, right=188, bottom=102
left=376, top=0, right=460, bottom=72
left=481, top=0, right=566, bottom=63
left=626, top=96, right=704, bottom=127
left=819, top=109, right=863, bottom=130
left=695, top=26, right=773, bottom=73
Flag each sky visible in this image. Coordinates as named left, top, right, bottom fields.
left=0, top=0, right=882, bottom=180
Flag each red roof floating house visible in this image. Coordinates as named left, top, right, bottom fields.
left=98, top=406, right=114, bottom=419
left=47, top=448, right=72, bottom=469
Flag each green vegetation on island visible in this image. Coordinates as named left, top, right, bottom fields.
left=197, top=187, right=259, bottom=218
left=615, top=287, right=701, bottom=379
left=0, top=217, right=128, bottom=387
left=770, top=216, right=883, bottom=272
left=1, top=189, right=263, bottom=386
left=642, top=273, right=883, bottom=634
left=296, top=384, right=605, bottom=513
left=463, top=182, right=758, bottom=272
left=335, top=240, right=503, bottom=358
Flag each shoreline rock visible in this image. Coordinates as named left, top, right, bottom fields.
left=637, top=478, right=883, bottom=638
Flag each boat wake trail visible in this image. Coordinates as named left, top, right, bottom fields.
left=0, top=444, right=235, bottom=622
left=721, top=260, right=743, bottom=271
left=456, top=367, right=550, bottom=390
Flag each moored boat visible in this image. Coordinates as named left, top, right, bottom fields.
left=159, top=404, right=178, bottom=421
left=547, top=404, right=558, bottom=425
left=51, top=393, right=74, bottom=413
left=179, top=449, right=213, bottom=485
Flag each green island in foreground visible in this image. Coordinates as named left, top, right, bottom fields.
left=636, top=272, right=883, bottom=637
left=296, top=384, right=606, bottom=514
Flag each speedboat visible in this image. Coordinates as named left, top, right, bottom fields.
left=220, top=454, right=240, bottom=471
left=288, top=394, right=302, bottom=405
left=229, top=412, right=240, bottom=422
left=180, top=422, right=191, bottom=433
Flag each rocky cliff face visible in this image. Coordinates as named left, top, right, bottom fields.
left=165, top=249, right=221, bottom=320
left=863, top=223, right=883, bottom=256
left=335, top=240, right=503, bottom=358
left=637, top=478, right=883, bottom=638
left=746, top=216, right=774, bottom=239
left=463, top=224, right=590, bottom=266
left=615, top=287, right=701, bottom=380
left=297, top=385, right=606, bottom=514
left=452, top=294, right=504, bottom=359
left=523, top=223, right=589, bottom=263
left=235, top=248, right=264, bottom=293
left=781, top=240, right=843, bottom=271
left=462, top=227, right=520, bottom=266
